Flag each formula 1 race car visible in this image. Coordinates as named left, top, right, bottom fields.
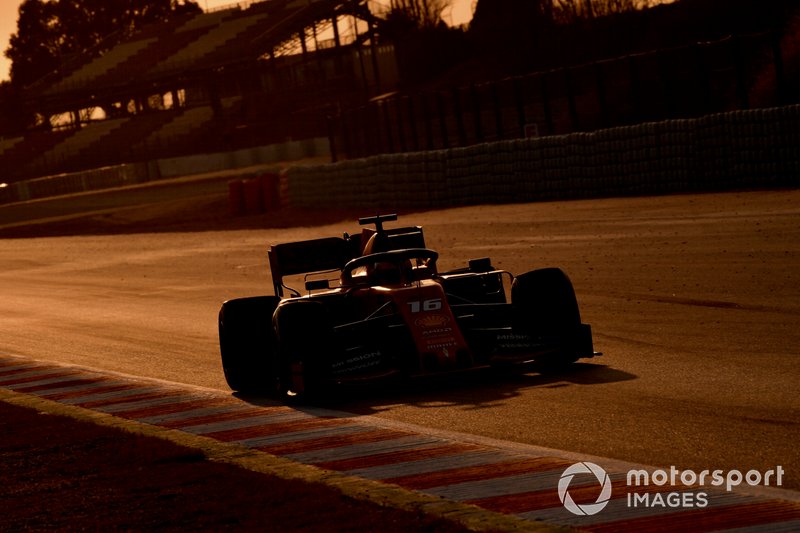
left=219, top=214, right=598, bottom=398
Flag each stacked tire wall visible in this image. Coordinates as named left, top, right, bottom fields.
left=286, top=105, right=800, bottom=209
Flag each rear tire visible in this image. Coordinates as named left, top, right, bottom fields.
left=218, top=296, right=280, bottom=394
left=512, top=268, right=586, bottom=368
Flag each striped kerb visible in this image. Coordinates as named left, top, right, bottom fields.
left=1, top=354, right=797, bottom=532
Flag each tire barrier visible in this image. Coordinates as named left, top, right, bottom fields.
left=228, top=172, right=281, bottom=216
left=227, top=179, right=245, bottom=216
left=285, top=105, right=800, bottom=210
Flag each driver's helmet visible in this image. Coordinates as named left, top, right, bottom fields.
left=354, top=233, right=413, bottom=284
left=370, top=259, right=405, bottom=284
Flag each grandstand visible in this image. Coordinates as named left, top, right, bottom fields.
left=2, top=0, right=395, bottom=182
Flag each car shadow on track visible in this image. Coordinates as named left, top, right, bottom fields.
left=235, top=362, right=636, bottom=416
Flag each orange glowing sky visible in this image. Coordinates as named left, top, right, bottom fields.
left=0, top=0, right=676, bottom=82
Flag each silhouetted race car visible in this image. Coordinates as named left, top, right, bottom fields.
left=219, top=214, right=598, bottom=398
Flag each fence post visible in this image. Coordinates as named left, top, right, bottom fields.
left=657, top=49, right=675, bottom=118
left=511, top=78, right=527, bottom=137
left=492, top=81, right=504, bottom=140
left=540, top=73, right=554, bottom=135
left=692, top=42, right=712, bottom=113
left=436, top=92, right=449, bottom=148
left=772, top=31, right=787, bottom=105
left=422, top=93, right=435, bottom=150
left=596, top=62, right=609, bottom=128
left=364, top=105, right=376, bottom=157
left=381, top=100, right=395, bottom=153
left=394, top=97, right=407, bottom=153
left=340, top=108, right=352, bottom=160
left=373, top=104, right=385, bottom=156
left=452, top=87, right=467, bottom=146
left=406, top=96, right=419, bottom=152
left=565, top=67, right=579, bottom=132
left=628, top=55, right=643, bottom=122
left=470, top=83, right=484, bottom=143
left=327, top=114, right=338, bottom=163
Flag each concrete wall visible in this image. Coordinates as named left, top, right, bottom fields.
left=1, top=137, right=330, bottom=204
left=155, top=138, right=330, bottom=179
left=7, top=162, right=152, bottom=204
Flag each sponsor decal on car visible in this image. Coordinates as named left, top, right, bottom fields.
left=414, top=314, right=450, bottom=328
left=496, top=332, right=543, bottom=351
left=331, top=350, right=383, bottom=374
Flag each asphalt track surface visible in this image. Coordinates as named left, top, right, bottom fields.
left=1, top=188, right=798, bottom=498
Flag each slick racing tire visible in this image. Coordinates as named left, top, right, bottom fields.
left=219, top=296, right=281, bottom=394
left=511, top=268, right=583, bottom=368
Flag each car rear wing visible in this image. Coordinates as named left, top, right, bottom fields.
left=268, top=237, right=356, bottom=296
left=267, top=226, right=426, bottom=297
left=364, top=225, right=426, bottom=253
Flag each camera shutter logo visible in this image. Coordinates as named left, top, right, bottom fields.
left=558, top=462, right=613, bottom=516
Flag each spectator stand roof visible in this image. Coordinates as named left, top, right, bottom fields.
left=26, top=0, right=381, bottom=119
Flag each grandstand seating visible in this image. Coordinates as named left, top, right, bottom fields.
left=0, top=137, right=24, bottom=157
left=133, top=12, right=199, bottom=41
left=49, top=111, right=184, bottom=173
left=10, top=0, right=375, bottom=181
left=93, top=111, right=180, bottom=162
left=177, top=7, right=238, bottom=32
left=3, top=100, right=249, bottom=180
left=0, top=130, right=77, bottom=182
left=92, top=27, right=214, bottom=87
left=25, top=118, right=130, bottom=176
left=134, top=106, right=216, bottom=152
left=150, top=10, right=272, bottom=74
left=43, top=9, right=246, bottom=95
left=47, top=39, right=159, bottom=95
left=37, top=0, right=339, bottom=92
left=204, top=0, right=342, bottom=63
left=253, top=0, right=350, bottom=58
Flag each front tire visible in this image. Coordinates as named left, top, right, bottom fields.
left=273, top=300, right=332, bottom=401
left=511, top=268, right=589, bottom=368
left=219, top=296, right=280, bottom=394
